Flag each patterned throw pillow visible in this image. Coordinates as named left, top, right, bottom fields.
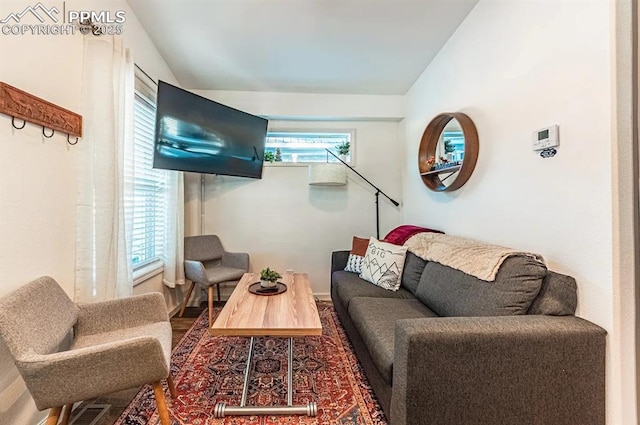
left=359, top=238, right=408, bottom=291
left=344, top=236, right=370, bottom=274
left=345, top=254, right=364, bottom=273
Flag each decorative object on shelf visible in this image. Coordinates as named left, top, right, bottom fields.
left=425, top=155, right=436, bottom=171
left=309, top=149, right=400, bottom=239
left=443, top=139, right=455, bottom=162
left=260, top=267, right=282, bottom=289
left=264, top=150, right=275, bottom=163
left=0, top=82, right=82, bottom=145
left=275, top=147, right=282, bottom=162
left=418, top=112, right=479, bottom=192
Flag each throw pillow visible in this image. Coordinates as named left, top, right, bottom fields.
left=344, top=254, right=364, bottom=273
left=344, top=236, right=369, bottom=274
left=359, top=237, right=408, bottom=291
left=351, top=236, right=369, bottom=256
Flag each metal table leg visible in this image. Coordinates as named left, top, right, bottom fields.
left=214, top=337, right=318, bottom=418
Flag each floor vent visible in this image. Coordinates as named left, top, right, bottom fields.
left=69, top=404, right=111, bottom=425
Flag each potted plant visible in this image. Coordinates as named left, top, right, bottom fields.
left=443, top=139, right=455, bottom=162
left=260, top=267, right=281, bottom=289
left=336, top=141, right=350, bottom=161
left=264, top=150, right=275, bottom=163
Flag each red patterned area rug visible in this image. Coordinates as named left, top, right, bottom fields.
left=115, top=302, right=387, bottom=425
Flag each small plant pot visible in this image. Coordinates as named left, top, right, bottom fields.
left=260, top=279, right=277, bottom=289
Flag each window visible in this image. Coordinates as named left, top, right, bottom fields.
left=126, top=72, right=167, bottom=273
left=264, top=130, right=354, bottom=164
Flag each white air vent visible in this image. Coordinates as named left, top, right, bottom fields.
left=69, top=404, right=111, bottom=425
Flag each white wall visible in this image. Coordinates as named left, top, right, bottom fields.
left=184, top=91, right=404, bottom=297
left=401, top=0, right=629, bottom=423
left=0, top=1, right=182, bottom=423
left=0, top=7, right=82, bottom=423
left=193, top=90, right=405, bottom=121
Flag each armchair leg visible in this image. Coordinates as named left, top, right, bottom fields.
left=179, top=281, right=196, bottom=317
left=208, top=286, right=214, bottom=328
left=152, top=381, right=171, bottom=425
left=60, top=404, right=73, bottom=425
left=216, top=282, right=221, bottom=303
left=46, top=406, right=62, bottom=425
left=167, top=374, right=177, bottom=398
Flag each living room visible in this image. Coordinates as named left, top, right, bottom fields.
left=0, top=0, right=636, bottom=424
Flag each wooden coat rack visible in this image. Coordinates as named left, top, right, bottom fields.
left=0, top=82, right=83, bottom=145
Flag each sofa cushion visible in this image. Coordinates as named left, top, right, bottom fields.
left=400, top=252, right=428, bottom=296
left=528, top=271, right=577, bottom=316
left=332, top=271, right=414, bottom=309
left=416, top=256, right=546, bottom=317
left=348, top=297, right=438, bottom=385
left=360, top=238, right=408, bottom=291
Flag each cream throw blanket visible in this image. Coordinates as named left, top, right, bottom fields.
left=404, top=233, right=545, bottom=282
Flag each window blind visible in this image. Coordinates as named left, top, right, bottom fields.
left=126, top=73, right=167, bottom=270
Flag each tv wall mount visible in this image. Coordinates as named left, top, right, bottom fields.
left=0, top=82, right=83, bottom=145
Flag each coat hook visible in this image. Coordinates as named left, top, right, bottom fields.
left=67, top=134, right=79, bottom=145
left=11, top=116, right=26, bottom=130
left=42, top=126, right=54, bottom=138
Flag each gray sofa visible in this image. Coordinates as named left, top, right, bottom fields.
left=331, top=249, right=607, bottom=425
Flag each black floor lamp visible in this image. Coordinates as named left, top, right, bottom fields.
left=309, top=149, right=400, bottom=239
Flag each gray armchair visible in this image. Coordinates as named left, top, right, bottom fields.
left=181, top=234, right=250, bottom=327
left=0, top=276, right=175, bottom=425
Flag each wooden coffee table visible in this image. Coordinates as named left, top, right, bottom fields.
left=210, top=272, right=322, bottom=418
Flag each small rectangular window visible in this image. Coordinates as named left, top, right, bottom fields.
left=264, top=130, right=354, bottom=164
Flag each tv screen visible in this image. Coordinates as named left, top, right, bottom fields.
left=153, top=81, right=268, bottom=178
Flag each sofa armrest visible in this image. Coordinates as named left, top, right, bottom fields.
left=76, top=292, right=169, bottom=336
left=222, top=251, right=250, bottom=271
left=391, top=315, right=606, bottom=425
left=331, top=250, right=350, bottom=273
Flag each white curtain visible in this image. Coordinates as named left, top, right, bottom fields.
left=75, top=36, right=134, bottom=302
left=163, top=172, right=185, bottom=288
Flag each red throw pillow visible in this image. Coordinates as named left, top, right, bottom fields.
left=351, top=236, right=369, bottom=256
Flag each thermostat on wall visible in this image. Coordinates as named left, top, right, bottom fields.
left=532, top=125, right=559, bottom=151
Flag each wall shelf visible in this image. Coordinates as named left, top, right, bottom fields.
left=420, top=165, right=461, bottom=176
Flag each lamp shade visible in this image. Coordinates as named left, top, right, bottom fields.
left=308, top=163, right=347, bottom=186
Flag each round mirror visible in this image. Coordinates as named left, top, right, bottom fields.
left=418, top=112, right=479, bottom=192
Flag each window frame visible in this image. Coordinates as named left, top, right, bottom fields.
left=263, top=128, right=356, bottom=167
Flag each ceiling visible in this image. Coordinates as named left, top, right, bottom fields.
left=126, top=0, right=478, bottom=95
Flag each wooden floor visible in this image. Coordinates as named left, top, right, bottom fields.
left=170, top=305, right=206, bottom=346
left=77, top=305, right=207, bottom=425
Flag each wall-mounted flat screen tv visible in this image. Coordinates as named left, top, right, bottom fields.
left=153, top=81, right=268, bottom=179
